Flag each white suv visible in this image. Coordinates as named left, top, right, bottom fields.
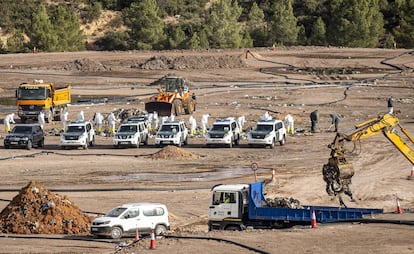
left=155, top=120, right=188, bottom=147
left=205, top=117, right=240, bottom=148
left=60, top=121, right=95, bottom=149
left=91, top=203, right=170, bottom=239
left=113, top=121, right=149, bottom=148
left=247, top=119, right=286, bottom=148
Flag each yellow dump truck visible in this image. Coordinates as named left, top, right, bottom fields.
left=16, top=80, right=71, bottom=123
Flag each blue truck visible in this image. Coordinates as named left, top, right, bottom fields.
left=208, top=181, right=383, bottom=230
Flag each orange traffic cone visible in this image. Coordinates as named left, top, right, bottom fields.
left=311, top=209, right=317, bottom=228
left=149, top=229, right=156, bottom=249
left=135, top=226, right=139, bottom=241
left=396, top=197, right=403, bottom=214
left=408, top=167, right=414, bottom=180
left=272, top=169, right=276, bottom=182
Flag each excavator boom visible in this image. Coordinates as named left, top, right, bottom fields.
left=323, top=113, right=414, bottom=207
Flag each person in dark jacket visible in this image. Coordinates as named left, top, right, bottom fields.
left=387, top=96, right=394, bottom=114
left=310, top=110, right=319, bottom=133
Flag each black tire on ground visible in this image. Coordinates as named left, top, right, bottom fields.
left=185, top=98, right=195, bottom=114
left=280, top=136, right=286, bottom=146
left=225, top=225, right=241, bottom=231
left=110, top=226, right=123, bottom=239
left=270, top=139, right=275, bottom=149
left=38, top=139, right=44, bottom=148
left=26, top=140, right=32, bottom=150
left=155, top=224, right=168, bottom=235
left=90, top=136, right=95, bottom=146
left=173, top=99, right=184, bottom=116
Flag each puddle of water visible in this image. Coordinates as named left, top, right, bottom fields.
left=100, top=167, right=268, bottom=182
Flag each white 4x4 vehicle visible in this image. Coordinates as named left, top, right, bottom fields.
left=205, top=117, right=240, bottom=148
left=155, top=120, right=188, bottom=147
left=113, top=121, right=149, bottom=148
left=91, top=203, right=170, bottom=239
left=60, top=121, right=95, bottom=149
left=247, top=119, right=286, bottom=148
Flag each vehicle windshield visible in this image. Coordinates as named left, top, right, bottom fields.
left=18, top=87, right=47, bottom=100
left=11, top=126, right=32, bottom=134
left=105, top=207, right=127, bottom=218
left=118, top=125, right=137, bottom=133
left=254, top=124, right=273, bottom=132
left=210, top=124, right=230, bottom=132
left=160, top=124, right=178, bottom=132
left=66, top=125, right=85, bottom=133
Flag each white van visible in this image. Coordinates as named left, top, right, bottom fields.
left=91, top=203, right=170, bottom=239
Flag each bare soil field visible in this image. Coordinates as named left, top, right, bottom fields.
left=0, top=47, right=413, bottom=253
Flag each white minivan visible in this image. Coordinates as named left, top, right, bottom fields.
left=91, top=203, right=170, bottom=239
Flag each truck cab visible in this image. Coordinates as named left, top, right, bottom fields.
left=205, top=117, right=240, bottom=148
left=208, top=184, right=249, bottom=231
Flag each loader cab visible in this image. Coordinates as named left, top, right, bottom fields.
left=208, top=184, right=249, bottom=224
left=163, top=76, right=186, bottom=93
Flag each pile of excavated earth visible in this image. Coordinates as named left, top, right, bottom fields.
left=0, top=181, right=92, bottom=235
left=150, top=146, right=200, bottom=160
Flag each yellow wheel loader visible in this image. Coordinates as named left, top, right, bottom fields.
left=145, top=75, right=196, bottom=117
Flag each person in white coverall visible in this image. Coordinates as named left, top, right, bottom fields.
left=237, top=116, right=245, bottom=133
left=169, top=113, right=175, bottom=122
left=189, top=115, right=197, bottom=135
left=200, top=114, right=210, bottom=135
left=77, top=111, right=85, bottom=121
left=61, top=110, right=69, bottom=131
left=107, top=112, right=116, bottom=136
left=38, top=112, right=45, bottom=129
left=4, top=113, right=15, bottom=133
left=284, top=114, right=294, bottom=135
left=260, top=111, right=272, bottom=121
left=94, top=112, right=104, bottom=134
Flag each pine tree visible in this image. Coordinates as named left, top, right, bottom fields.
left=28, top=4, right=58, bottom=52
left=269, top=0, right=299, bottom=46
left=168, top=26, right=186, bottom=49
left=53, top=6, right=85, bottom=51
left=309, top=17, right=327, bottom=46
left=327, top=0, right=384, bottom=47
left=204, top=0, right=243, bottom=48
left=188, top=32, right=201, bottom=49
left=393, top=0, right=414, bottom=48
left=6, top=29, right=26, bottom=53
left=123, top=0, right=165, bottom=50
left=247, top=2, right=268, bottom=47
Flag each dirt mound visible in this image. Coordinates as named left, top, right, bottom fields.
left=135, top=54, right=247, bottom=70
left=150, top=146, right=199, bottom=160
left=63, top=58, right=110, bottom=72
left=0, top=181, right=92, bottom=235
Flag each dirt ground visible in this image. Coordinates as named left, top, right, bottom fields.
left=0, top=47, right=414, bottom=253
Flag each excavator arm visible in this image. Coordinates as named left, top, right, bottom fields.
left=323, top=113, right=414, bottom=207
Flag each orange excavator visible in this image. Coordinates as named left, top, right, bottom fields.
left=145, top=75, right=196, bottom=117
left=322, top=112, right=414, bottom=207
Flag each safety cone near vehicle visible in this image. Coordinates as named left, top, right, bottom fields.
left=396, top=197, right=403, bottom=214
left=311, top=209, right=317, bottom=228
left=408, top=166, right=414, bottom=180
left=149, top=229, right=156, bottom=249
left=135, top=226, right=139, bottom=241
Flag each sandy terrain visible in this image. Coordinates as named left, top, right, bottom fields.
left=0, top=47, right=413, bottom=253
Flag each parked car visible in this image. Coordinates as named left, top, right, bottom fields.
left=205, top=117, right=240, bottom=148
left=155, top=120, right=188, bottom=147
left=4, top=124, right=44, bottom=150
left=91, top=203, right=170, bottom=239
left=247, top=119, right=286, bottom=148
left=113, top=121, right=149, bottom=148
left=60, top=121, right=95, bottom=149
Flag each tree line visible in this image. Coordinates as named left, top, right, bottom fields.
left=0, top=0, right=413, bottom=53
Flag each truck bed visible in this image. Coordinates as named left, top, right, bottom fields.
left=248, top=182, right=383, bottom=223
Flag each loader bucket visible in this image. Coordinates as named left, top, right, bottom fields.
left=145, top=101, right=173, bottom=116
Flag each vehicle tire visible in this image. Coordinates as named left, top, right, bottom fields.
left=110, top=226, right=123, bottom=239
left=229, top=140, right=233, bottom=148
left=234, top=135, right=240, bottom=146
left=136, top=138, right=140, bottom=148
left=144, top=136, right=149, bottom=146
left=38, top=139, right=44, bottom=148
left=155, top=224, right=168, bottom=236
left=4, top=144, right=10, bottom=149
left=90, top=136, right=95, bottom=147
left=45, top=110, right=52, bottom=123
left=173, top=99, right=184, bottom=116
left=183, top=136, right=188, bottom=145
left=279, top=135, right=286, bottom=146
left=185, top=98, right=194, bottom=114
left=83, top=142, right=88, bottom=150
left=225, top=225, right=241, bottom=231
left=26, top=140, right=33, bottom=150
left=270, top=139, right=275, bottom=149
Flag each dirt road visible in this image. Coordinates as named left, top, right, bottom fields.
left=0, top=47, right=413, bottom=253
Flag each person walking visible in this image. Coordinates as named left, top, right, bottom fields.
left=387, top=96, right=394, bottom=114
left=107, top=112, right=116, bottom=136
left=61, top=110, right=69, bottom=132
left=329, top=113, right=341, bottom=132
left=93, top=112, right=104, bottom=134
left=77, top=110, right=85, bottom=121
left=4, top=113, right=15, bottom=133
left=189, top=115, right=197, bottom=135
left=310, top=110, right=319, bottom=133
left=237, top=115, right=245, bottom=133
left=200, top=114, right=210, bottom=135
left=284, top=113, right=294, bottom=135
